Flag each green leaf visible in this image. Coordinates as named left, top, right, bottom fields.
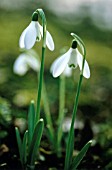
left=64, top=128, right=74, bottom=170
left=27, top=118, right=44, bottom=166
left=70, top=140, right=92, bottom=170
left=28, top=100, right=35, bottom=147
left=15, top=127, right=23, bottom=165
left=22, top=130, right=28, bottom=165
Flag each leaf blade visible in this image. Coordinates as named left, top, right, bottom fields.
left=15, top=127, right=23, bottom=165
left=22, top=130, right=28, bottom=165
left=64, top=128, right=74, bottom=170
left=70, top=140, right=92, bottom=170
left=28, top=100, right=35, bottom=147
left=27, top=118, right=44, bottom=166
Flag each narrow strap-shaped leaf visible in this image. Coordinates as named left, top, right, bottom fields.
left=70, top=140, right=92, bottom=170
left=28, top=100, right=35, bottom=147
left=15, top=127, right=23, bottom=165
left=64, top=128, right=74, bottom=170
left=22, top=130, right=28, bottom=165
left=27, top=118, right=44, bottom=166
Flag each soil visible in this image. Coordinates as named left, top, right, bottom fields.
left=0, top=122, right=111, bottom=170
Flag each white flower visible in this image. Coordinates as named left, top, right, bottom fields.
left=19, top=21, right=54, bottom=51
left=50, top=57, right=72, bottom=77
left=51, top=41, right=90, bottom=79
left=13, top=52, right=40, bottom=76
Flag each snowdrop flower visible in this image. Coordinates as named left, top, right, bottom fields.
left=19, top=12, right=54, bottom=51
left=51, top=57, right=72, bottom=77
left=51, top=41, right=90, bottom=79
left=13, top=51, right=40, bottom=76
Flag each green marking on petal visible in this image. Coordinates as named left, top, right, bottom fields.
left=69, top=64, right=76, bottom=68
left=36, top=36, right=41, bottom=41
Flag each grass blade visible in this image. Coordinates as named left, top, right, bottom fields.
left=28, top=100, right=35, bottom=147
left=27, top=118, right=44, bottom=166
left=22, top=130, right=28, bottom=165
left=64, top=128, right=74, bottom=170
left=15, top=127, right=23, bottom=165
left=70, top=140, right=92, bottom=170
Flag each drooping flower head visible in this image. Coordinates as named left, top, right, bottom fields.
left=51, top=38, right=90, bottom=79
left=50, top=47, right=72, bottom=77
left=13, top=50, right=40, bottom=76
left=19, top=11, right=54, bottom=51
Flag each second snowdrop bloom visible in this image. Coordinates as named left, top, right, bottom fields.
left=52, top=41, right=90, bottom=79
left=19, top=12, right=54, bottom=51
left=51, top=58, right=72, bottom=77
left=13, top=51, right=40, bottom=76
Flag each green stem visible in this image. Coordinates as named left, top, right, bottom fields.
left=64, top=52, right=86, bottom=170
left=35, top=9, right=47, bottom=124
left=35, top=47, right=46, bottom=123
left=57, top=75, right=65, bottom=156
left=64, top=74, right=83, bottom=170
left=69, top=75, right=83, bottom=139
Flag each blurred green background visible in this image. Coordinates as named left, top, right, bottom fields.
left=0, top=0, right=112, bottom=165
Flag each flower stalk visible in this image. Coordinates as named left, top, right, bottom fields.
left=64, top=33, right=88, bottom=170
left=34, top=9, right=47, bottom=123
left=15, top=9, right=52, bottom=170
left=64, top=74, right=83, bottom=170
left=35, top=46, right=46, bottom=123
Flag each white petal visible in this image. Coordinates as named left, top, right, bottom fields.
left=50, top=58, right=57, bottom=74
left=68, top=49, right=78, bottom=69
left=19, top=28, right=28, bottom=49
left=38, top=23, right=54, bottom=51
left=46, top=31, right=55, bottom=51
left=35, top=22, right=41, bottom=41
left=24, top=21, right=37, bottom=49
left=77, top=49, right=90, bottom=79
left=26, top=55, right=40, bottom=72
left=13, top=54, right=28, bottom=76
left=38, top=23, right=43, bottom=37
left=52, top=48, right=72, bottom=77
left=63, top=65, right=72, bottom=77
left=13, top=53, right=40, bottom=76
